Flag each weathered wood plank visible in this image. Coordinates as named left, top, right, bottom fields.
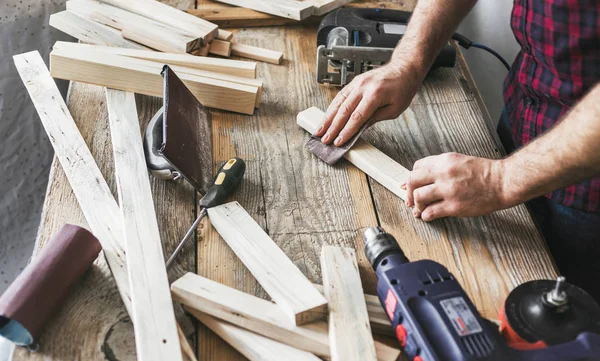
left=321, top=246, right=376, bottom=361
left=106, top=89, right=182, bottom=361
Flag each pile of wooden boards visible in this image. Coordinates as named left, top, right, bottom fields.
left=199, top=0, right=356, bottom=21
left=170, top=201, right=402, bottom=361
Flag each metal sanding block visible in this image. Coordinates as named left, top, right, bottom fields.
left=306, top=120, right=371, bottom=165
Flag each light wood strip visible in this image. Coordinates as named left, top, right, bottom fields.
left=321, top=246, right=377, bottom=361
left=106, top=89, right=182, bottom=361
left=297, top=107, right=408, bottom=200
left=50, top=47, right=258, bottom=114
left=96, top=0, right=218, bottom=43
left=308, top=0, right=355, bottom=15
left=49, top=11, right=145, bottom=49
left=53, top=41, right=257, bottom=78
left=231, top=43, right=283, bottom=65
left=177, top=324, right=198, bottom=361
left=188, top=7, right=302, bottom=27
left=189, top=310, right=322, bottom=361
left=206, top=202, right=328, bottom=325
left=212, top=0, right=315, bottom=20
left=218, top=29, right=234, bottom=41
left=209, top=39, right=232, bottom=57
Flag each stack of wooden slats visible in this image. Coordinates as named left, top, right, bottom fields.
left=47, top=0, right=286, bottom=114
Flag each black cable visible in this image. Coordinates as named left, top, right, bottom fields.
left=451, top=33, right=511, bottom=72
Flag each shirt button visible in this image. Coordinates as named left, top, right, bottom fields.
left=525, top=97, right=533, bottom=105
left=523, top=45, right=531, bottom=53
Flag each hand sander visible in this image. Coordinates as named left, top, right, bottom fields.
left=363, top=226, right=600, bottom=361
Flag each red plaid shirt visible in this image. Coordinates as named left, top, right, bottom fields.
left=503, top=0, right=600, bottom=212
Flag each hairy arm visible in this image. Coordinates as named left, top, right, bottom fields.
left=315, top=0, right=478, bottom=146
left=406, top=83, right=600, bottom=221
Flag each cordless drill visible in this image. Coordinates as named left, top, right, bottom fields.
left=363, top=227, right=600, bottom=361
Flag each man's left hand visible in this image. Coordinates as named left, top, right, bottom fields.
left=404, top=153, right=511, bottom=221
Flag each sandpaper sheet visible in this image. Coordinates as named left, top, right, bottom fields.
left=306, top=120, right=372, bottom=165
left=0, top=224, right=101, bottom=346
left=161, top=66, right=213, bottom=194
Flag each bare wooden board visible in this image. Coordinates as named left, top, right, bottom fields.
left=206, top=202, right=328, bottom=325
left=307, top=0, right=355, bottom=16
left=209, top=39, right=233, bottom=57
left=189, top=7, right=303, bottom=27
left=49, top=11, right=146, bottom=49
left=297, top=107, right=408, bottom=200
left=189, top=310, right=322, bottom=361
left=67, top=0, right=203, bottom=53
left=321, top=246, right=377, bottom=361
left=219, top=29, right=234, bottom=41
left=106, top=89, right=182, bottom=361
left=212, top=0, right=315, bottom=20
left=53, top=41, right=257, bottom=78
left=96, top=0, right=218, bottom=44
left=50, top=47, right=258, bottom=114
left=231, top=43, right=283, bottom=64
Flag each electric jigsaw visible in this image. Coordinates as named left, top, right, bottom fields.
left=316, top=8, right=456, bottom=86
left=363, top=227, right=600, bottom=361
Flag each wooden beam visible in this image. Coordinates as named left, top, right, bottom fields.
left=309, top=0, right=355, bottom=15
left=188, top=7, right=302, bottom=28
left=171, top=273, right=401, bottom=361
left=95, top=0, right=218, bottom=44
left=209, top=39, right=232, bottom=57
left=218, top=29, right=234, bottom=41
left=53, top=41, right=257, bottom=78
left=212, top=0, right=315, bottom=20
left=297, top=107, right=408, bottom=200
left=321, top=246, right=377, bottom=361
left=50, top=47, right=258, bottom=114
left=188, top=309, right=322, bottom=361
left=206, top=202, right=328, bottom=325
left=49, top=11, right=145, bottom=49
left=106, top=89, right=182, bottom=361
left=13, top=50, right=133, bottom=316
left=231, top=43, right=283, bottom=64
left=67, top=0, right=203, bottom=53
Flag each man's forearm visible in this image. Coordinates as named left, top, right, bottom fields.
left=502, top=84, right=600, bottom=205
left=391, top=0, right=478, bottom=77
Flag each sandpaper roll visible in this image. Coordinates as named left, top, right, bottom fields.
left=0, top=224, right=102, bottom=346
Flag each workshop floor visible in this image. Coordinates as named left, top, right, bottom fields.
left=0, top=0, right=71, bottom=294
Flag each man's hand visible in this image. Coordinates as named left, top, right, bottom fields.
left=313, top=61, right=423, bottom=146
left=404, top=153, right=512, bottom=221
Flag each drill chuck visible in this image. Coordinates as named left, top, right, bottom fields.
left=363, top=227, right=408, bottom=270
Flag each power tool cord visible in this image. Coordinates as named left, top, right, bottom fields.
left=451, top=33, right=511, bottom=71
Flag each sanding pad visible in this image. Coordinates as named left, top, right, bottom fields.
left=306, top=120, right=371, bottom=165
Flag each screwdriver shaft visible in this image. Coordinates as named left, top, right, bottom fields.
left=166, top=208, right=207, bottom=269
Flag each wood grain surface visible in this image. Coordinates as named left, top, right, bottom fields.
left=21, top=0, right=557, bottom=360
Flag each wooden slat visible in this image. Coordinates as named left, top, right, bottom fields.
left=49, top=11, right=145, bottom=49
left=189, top=310, right=322, bottom=361
left=297, top=107, right=408, bottom=200
left=212, top=0, right=315, bottom=20
left=307, top=0, right=355, bottom=16
left=106, top=89, right=182, bottom=361
left=96, top=0, right=218, bottom=43
left=67, top=0, right=203, bottom=53
left=321, top=246, right=377, bottom=361
left=206, top=202, right=328, bottom=325
left=50, top=47, right=258, bottom=114
left=218, top=29, right=234, bottom=41
left=53, top=41, right=257, bottom=78
left=231, top=43, right=283, bottom=64
left=172, top=273, right=401, bottom=360
left=209, top=39, right=232, bottom=57
left=188, top=7, right=302, bottom=27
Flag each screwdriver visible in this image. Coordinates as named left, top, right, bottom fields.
left=166, top=157, right=246, bottom=268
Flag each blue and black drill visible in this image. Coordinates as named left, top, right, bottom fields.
left=363, top=227, right=600, bottom=361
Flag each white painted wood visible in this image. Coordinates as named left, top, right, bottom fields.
left=49, top=47, right=258, bottom=114
left=96, top=0, right=218, bottom=43
left=188, top=310, right=322, bottom=361
left=297, top=107, right=408, bottom=200
left=206, top=202, right=328, bottom=325
left=171, top=273, right=331, bottom=357
left=231, top=43, right=283, bottom=65
left=321, top=246, right=377, bottom=361
left=106, top=89, right=182, bottom=361
left=49, top=11, right=146, bottom=49
left=53, top=41, right=257, bottom=78
left=213, top=0, right=314, bottom=20
left=13, top=51, right=132, bottom=315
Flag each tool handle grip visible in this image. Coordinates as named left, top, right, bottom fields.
left=200, top=158, right=246, bottom=209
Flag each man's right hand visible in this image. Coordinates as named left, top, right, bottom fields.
left=313, top=60, right=424, bottom=147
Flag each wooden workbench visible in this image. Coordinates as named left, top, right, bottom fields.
left=14, top=1, right=557, bottom=360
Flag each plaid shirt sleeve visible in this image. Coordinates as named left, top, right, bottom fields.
left=503, top=0, right=600, bottom=212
